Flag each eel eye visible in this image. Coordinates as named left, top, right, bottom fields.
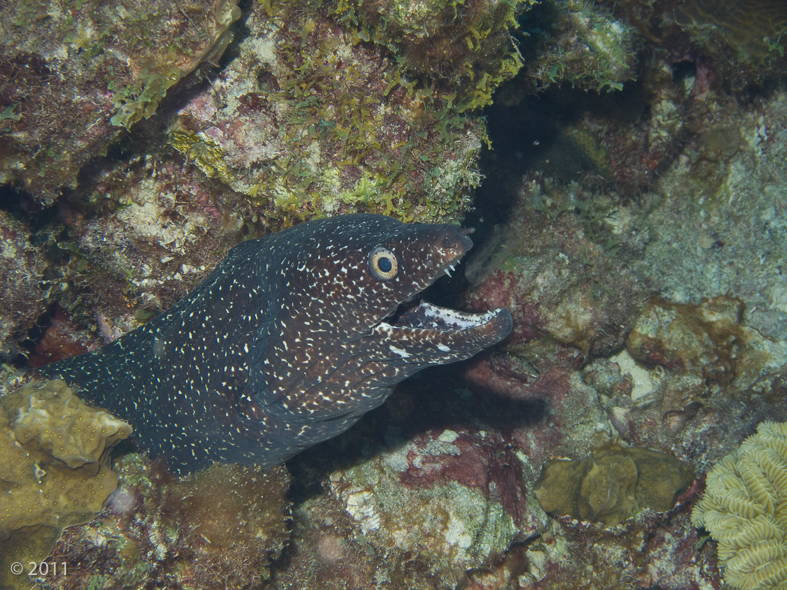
left=369, top=247, right=398, bottom=280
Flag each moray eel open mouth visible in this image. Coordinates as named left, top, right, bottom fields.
left=381, top=298, right=507, bottom=333
left=371, top=243, right=512, bottom=361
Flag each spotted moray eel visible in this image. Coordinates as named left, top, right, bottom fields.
left=41, top=214, right=512, bottom=473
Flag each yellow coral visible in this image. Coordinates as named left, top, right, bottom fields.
left=534, top=446, right=693, bottom=526
left=692, top=421, right=787, bottom=590
left=0, top=380, right=131, bottom=590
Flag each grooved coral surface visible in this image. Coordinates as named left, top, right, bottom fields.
left=692, top=421, right=787, bottom=590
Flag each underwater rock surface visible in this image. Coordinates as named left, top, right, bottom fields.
left=41, top=456, right=292, bottom=590
left=0, top=211, right=48, bottom=360
left=0, top=0, right=241, bottom=203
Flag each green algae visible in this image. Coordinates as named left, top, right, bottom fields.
left=329, top=0, right=535, bottom=111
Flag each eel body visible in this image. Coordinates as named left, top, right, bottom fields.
left=41, top=214, right=513, bottom=473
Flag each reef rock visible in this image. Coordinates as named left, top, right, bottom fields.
left=40, top=457, right=292, bottom=590
left=627, top=296, right=786, bottom=389
left=0, top=210, right=49, bottom=361
left=0, top=0, right=240, bottom=203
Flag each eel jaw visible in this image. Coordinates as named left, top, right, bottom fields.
left=371, top=300, right=513, bottom=363
left=383, top=301, right=501, bottom=331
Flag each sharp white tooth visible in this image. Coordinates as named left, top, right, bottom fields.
left=449, top=264, right=456, bottom=272
left=444, top=267, right=452, bottom=277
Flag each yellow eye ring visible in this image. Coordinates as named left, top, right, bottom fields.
left=369, top=247, right=398, bottom=280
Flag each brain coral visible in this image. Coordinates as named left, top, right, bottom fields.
left=692, top=421, right=787, bottom=590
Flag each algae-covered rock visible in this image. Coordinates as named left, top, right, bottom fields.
left=42, top=457, right=292, bottom=590
left=170, top=0, right=487, bottom=224
left=164, top=462, right=292, bottom=587
left=0, top=0, right=240, bottom=203
left=692, top=421, right=787, bottom=590
left=328, top=434, right=524, bottom=582
left=0, top=380, right=131, bottom=590
left=333, top=0, right=532, bottom=110
left=627, top=296, right=787, bottom=389
left=526, top=0, right=637, bottom=94
left=279, top=423, right=540, bottom=590
left=0, top=210, right=49, bottom=362
left=673, top=0, right=787, bottom=88
left=534, top=446, right=693, bottom=526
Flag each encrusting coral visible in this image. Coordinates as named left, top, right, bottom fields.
left=0, top=379, right=131, bottom=590
left=534, top=446, right=693, bottom=526
left=692, top=421, right=787, bottom=590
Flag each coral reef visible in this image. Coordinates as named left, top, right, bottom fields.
left=3, top=0, right=787, bottom=587
left=527, top=0, right=638, bottom=93
left=329, top=429, right=526, bottom=575
left=608, top=0, right=787, bottom=91
left=0, top=379, right=131, bottom=590
left=632, top=92, right=787, bottom=344
left=534, top=445, right=693, bottom=526
left=443, top=54, right=787, bottom=589
left=27, top=305, right=93, bottom=369
left=52, top=159, right=244, bottom=329
left=518, top=504, right=719, bottom=589
left=333, top=0, right=533, bottom=110
left=627, top=296, right=786, bottom=389
left=171, top=0, right=487, bottom=222
left=39, top=457, right=292, bottom=590
left=692, top=421, right=787, bottom=590
left=273, top=372, right=548, bottom=590
left=462, top=196, right=649, bottom=357
left=674, top=0, right=787, bottom=85
left=16, top=0, right=500, bottom=347
left=0, top=210, right=49, bottom=361
left=0, top=0, right=240, bottom=203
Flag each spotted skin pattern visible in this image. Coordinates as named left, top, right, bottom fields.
left=41, top=215, right=513, bottom=473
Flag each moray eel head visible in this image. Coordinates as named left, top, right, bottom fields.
left=266, top=215, right=512, bottom=424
